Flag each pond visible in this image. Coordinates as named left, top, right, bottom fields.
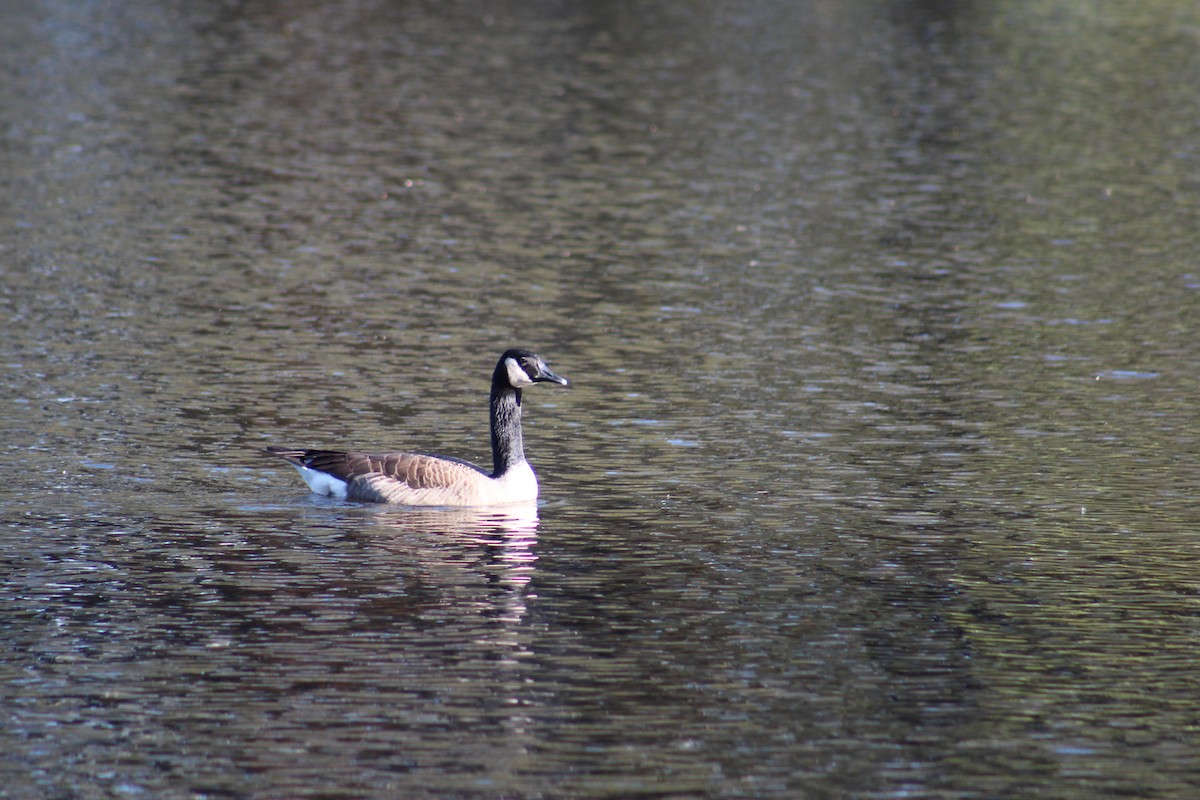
left=3, top=1, right=1200, bottom=797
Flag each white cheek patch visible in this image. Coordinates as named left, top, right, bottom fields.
left=505, top=357, right=535, bottom=387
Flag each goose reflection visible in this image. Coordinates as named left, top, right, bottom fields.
left=360, top=501, right=541, bottom=624
left=364, top=500, right=541, bottom=537
left=355, top=502, right=546, bottom=772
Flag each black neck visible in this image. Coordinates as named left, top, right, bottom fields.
left=489, top=379, right=525, bottom=476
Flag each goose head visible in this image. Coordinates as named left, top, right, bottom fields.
left=499, top=349, right=569, bottom=389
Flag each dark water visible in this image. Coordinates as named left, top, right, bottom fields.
left=4, top=1, right=1200, bottom=797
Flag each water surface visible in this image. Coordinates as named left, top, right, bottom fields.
left=4, top=1, right=1200, bottom=798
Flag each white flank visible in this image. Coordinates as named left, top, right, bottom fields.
left=491, top=459, right=539, bottom=503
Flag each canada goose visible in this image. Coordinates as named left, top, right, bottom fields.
left=265, top=349, right=568, bottom=506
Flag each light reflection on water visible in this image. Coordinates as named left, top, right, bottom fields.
left=3, top=0, right=1200, bottom=798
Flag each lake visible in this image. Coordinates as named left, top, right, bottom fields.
left=3, top=1, right=1200, bottom=797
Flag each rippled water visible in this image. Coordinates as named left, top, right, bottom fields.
left=4, top=1, right=1200, bottom=798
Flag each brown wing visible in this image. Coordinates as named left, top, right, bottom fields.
left=266, top=447, right=492, bottom=505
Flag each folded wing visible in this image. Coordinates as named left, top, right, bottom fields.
left=267, top=447, right=491, bottom=505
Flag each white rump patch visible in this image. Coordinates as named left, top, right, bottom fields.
left=291, top=464, right=349, bottom=499
left=505, top=357, right=535, bottom=387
